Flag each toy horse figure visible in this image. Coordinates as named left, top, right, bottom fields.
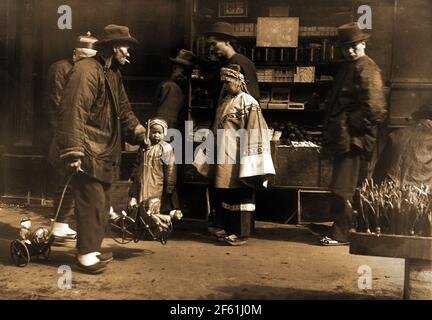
left=109, top=197, right=183, bottom=245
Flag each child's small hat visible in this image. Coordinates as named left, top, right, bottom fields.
left=150, top=118, right=168, bottom=135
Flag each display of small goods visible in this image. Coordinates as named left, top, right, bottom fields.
left=233, top=23, right=256, bottom=36
left=294, top=66, right=315, bottom=83
left=258, top=66, right=316, bottom=83
left=218, top=0, right=248, bottom=18
left=356, top=180, right=432, bottom=237
left=298, top=26, right=338, bottom=37
left=269, top=121, right=323, bottom=147
left=257, top=67, right=295, bottom=83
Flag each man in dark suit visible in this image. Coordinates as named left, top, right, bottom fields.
left=321, top=22, right=387, bottom=245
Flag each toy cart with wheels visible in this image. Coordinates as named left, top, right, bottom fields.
left=10, top=174, right=72, bottom=267
left=10, top=227, right=55, bottom=267
left=110, top=197, right=182, bottom=245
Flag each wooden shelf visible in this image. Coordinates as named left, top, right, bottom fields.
left=259, top=81, right=332, bottom=85
left=255, top=60, right=343, bottom=67
left=262, top=108, right=324, bottom=113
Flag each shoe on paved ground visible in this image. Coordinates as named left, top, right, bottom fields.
left=222, top=234, right=247, bottom=246
left=76, top=261, right=107, bottom=274
left=319, top=236, right=349, bottom=246
left=96, top=252, right=114, bottom=263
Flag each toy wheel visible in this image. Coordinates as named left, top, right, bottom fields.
left=160, top=231, right=168, bottom=245
left=110, top=216, right=135, bottom=244
left=37, top=245, right=51, bottom=261
left=133, top=228, right=144, bottom=243
left=133, top=218, right=146, bottom=243
left=10, top=240, right=30, bottom=267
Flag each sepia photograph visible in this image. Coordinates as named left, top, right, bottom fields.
left=0, top=0, right=431, bottom=308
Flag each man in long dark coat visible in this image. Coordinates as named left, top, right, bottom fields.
left=54, top=24, right=146, bottom=273
left=321, top=22, right=387, bottom=244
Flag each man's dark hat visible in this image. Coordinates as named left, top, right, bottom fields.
left=95, top=24, right=139, bottom=47
left=170, top=49, right=196, bottom=67
left=411, top=104, right=432, bottom=121
left=338, top=22, right=370, bottom=45
left=204, top=22, right=237, bottom=40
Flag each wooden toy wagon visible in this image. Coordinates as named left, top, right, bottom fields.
left=10, top=217, right=55, bottom=267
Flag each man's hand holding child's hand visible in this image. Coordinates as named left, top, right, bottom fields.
left=129, top=197, right=138, bottom=208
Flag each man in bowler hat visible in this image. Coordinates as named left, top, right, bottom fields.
left=54, top=24, right=147, bottom=273
left=155, top=49, right=196, bottom=129
left=320, top=22, right=387, bottom=245
left=205, top=22, right=260, bottom=101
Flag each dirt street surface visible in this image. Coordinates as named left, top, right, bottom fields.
left=0, top=204, right=404, bottom=300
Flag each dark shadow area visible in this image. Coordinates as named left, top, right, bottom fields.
left=0, top=221, right=19, bottom=240
left=158, top=220, right=323, bottom=246
left=249, top=226, right=320, bottom=246
left=0, top=221, right=22, bottom=267
left=204, top=284, right=401, bottom=300
left=105, top=244, right=153, bottom=261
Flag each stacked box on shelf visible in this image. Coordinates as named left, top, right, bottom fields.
left=299, top=26, right=338, bottom=37
left=273, top=67, right=294, bottom=82
left=233, top=23, right=256, bottom=37
left=257, top=68, right=274, bottom=82
left=294, top=66, right=315, bottom=83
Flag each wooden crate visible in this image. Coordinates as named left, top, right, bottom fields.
left=297, top=189, right=335, bottom=224
left=350, top=232, right=432, bottom=261
left=272, top=145, right=321, bottom=187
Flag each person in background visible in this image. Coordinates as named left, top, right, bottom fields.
left=374, top=104, right=432, bottom=187
left=45, top=32, right=98, bottom=241
left=205, top=22, right=260, bottom=101
left=155, top=49, right=196, bottom=129
left=204, top=64, right=275, bottom=246
left=53, top=24, right=147, bottom=273
left=320, top=22, right=387, bottom=245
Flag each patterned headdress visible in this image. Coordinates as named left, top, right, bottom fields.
left=149, top=118, right=168, bottom=136
left=220, top=65, right=249, bottom=93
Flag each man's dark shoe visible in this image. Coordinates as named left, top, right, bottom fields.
left=97, top=252, right=114, bottom=263
left=76, top=261, right=107, bottom=274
